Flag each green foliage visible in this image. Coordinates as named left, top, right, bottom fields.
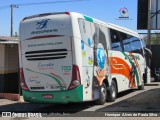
left=143, top=32, right=160, bottom=45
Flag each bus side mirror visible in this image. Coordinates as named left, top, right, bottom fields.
left=144, top=48, right=152, bottom=59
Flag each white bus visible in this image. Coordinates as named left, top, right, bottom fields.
left=19, top=12, right=150, bottom=104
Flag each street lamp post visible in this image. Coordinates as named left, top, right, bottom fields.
left=10, top=4, right=18, bottom=37
left=145, top=0, right=151, bottom=84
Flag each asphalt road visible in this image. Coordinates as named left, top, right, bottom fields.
left=0, top=82, right=159, bottom=117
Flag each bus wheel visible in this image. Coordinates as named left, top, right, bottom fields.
left=95, top=82, right=107, bottom=105
left=107, top=80, right=117, bottom=102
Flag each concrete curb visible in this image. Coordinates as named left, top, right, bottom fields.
left=0, top=93, right=20, bottom=101
left=145, top=82, right=160, bottom=86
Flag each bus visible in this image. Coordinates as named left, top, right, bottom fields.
left=19, top=12, right=151, bottom=104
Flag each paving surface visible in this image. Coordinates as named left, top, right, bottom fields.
left=97, top=88, right=160, bottom=112
left=0, top=82, right=159, bottom=118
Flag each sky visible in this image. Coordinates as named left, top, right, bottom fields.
left=0, top=0, right=146, bottom=36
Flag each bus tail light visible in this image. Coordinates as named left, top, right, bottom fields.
left=20, top=68, right=29, bottom=91
left=68, top=65, right=81, bottom=90
left=65, top=12, right=70, bottom=15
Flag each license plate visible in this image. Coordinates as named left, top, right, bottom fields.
left=42, top=94, right=53, bottom=99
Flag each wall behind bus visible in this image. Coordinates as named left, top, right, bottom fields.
left=0, top=44, right=19, bottom=93
left=0, top=44, right=5, bottom=92
left=4, top=44, right=19, bottom=74
left=151, top=45, right=160, bottom=80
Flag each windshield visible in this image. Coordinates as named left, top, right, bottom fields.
left=123, top=36, right=143, bottom=52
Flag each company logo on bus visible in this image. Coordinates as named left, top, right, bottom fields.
left=36, top=19, right=50, bottom=30
left=31, top=18, right=58, bottom=35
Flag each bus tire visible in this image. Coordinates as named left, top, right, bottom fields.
left=107, top=80, right=117, bottom=102
left=95, top=82, right=107, bottom=105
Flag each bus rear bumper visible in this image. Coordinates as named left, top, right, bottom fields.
left=22, top=85, right=83, bottom=104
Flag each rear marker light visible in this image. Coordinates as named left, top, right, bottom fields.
left=73, top=80, right=80, bottom=86
left=20, top=68, right=29, bottom=91
left=68, top=65, right=81, bottom=90
left=65, top=12, right=70, bottom=15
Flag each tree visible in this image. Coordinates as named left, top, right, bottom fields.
left=143, top=32, right=160, bottom=45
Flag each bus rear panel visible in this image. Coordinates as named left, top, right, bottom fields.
left=19, top=12, right=83, bottom=103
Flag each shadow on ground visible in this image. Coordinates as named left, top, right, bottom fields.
left=96, top=88, right=160, bottom=112
left=0, top=89, right=135, bottom=114
left=0, top=88, right=159, bottom=116
left=0, top=100, right=95, bottom=114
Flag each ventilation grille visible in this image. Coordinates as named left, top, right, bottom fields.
left=25, top=49, right=68, bottom=61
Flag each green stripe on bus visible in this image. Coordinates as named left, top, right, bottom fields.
left=22, top=85, right=83, bottom=103
left=84, top=16, right=93, bottom=22
left=121, top=52, right=140, bottom=86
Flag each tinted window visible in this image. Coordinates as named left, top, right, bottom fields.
left=123, top=36, right=142, bottom=51
left=110, top=28, right=144, bottom=54
left=141, top=40, right=146, bottom=48
left=123, top=35, right=133, bottom=52
left=110, top=29, right=123, bottom=51
left=130, top=37, right=142, bottom=51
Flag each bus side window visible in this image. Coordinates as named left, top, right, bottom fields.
left=130, top=37, right=142, bottom=51
left=121, top=33, right=132, bottom=52
left=122, top=34, right=144, bottom=55
left=110, top=29, right=123, bottom=51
